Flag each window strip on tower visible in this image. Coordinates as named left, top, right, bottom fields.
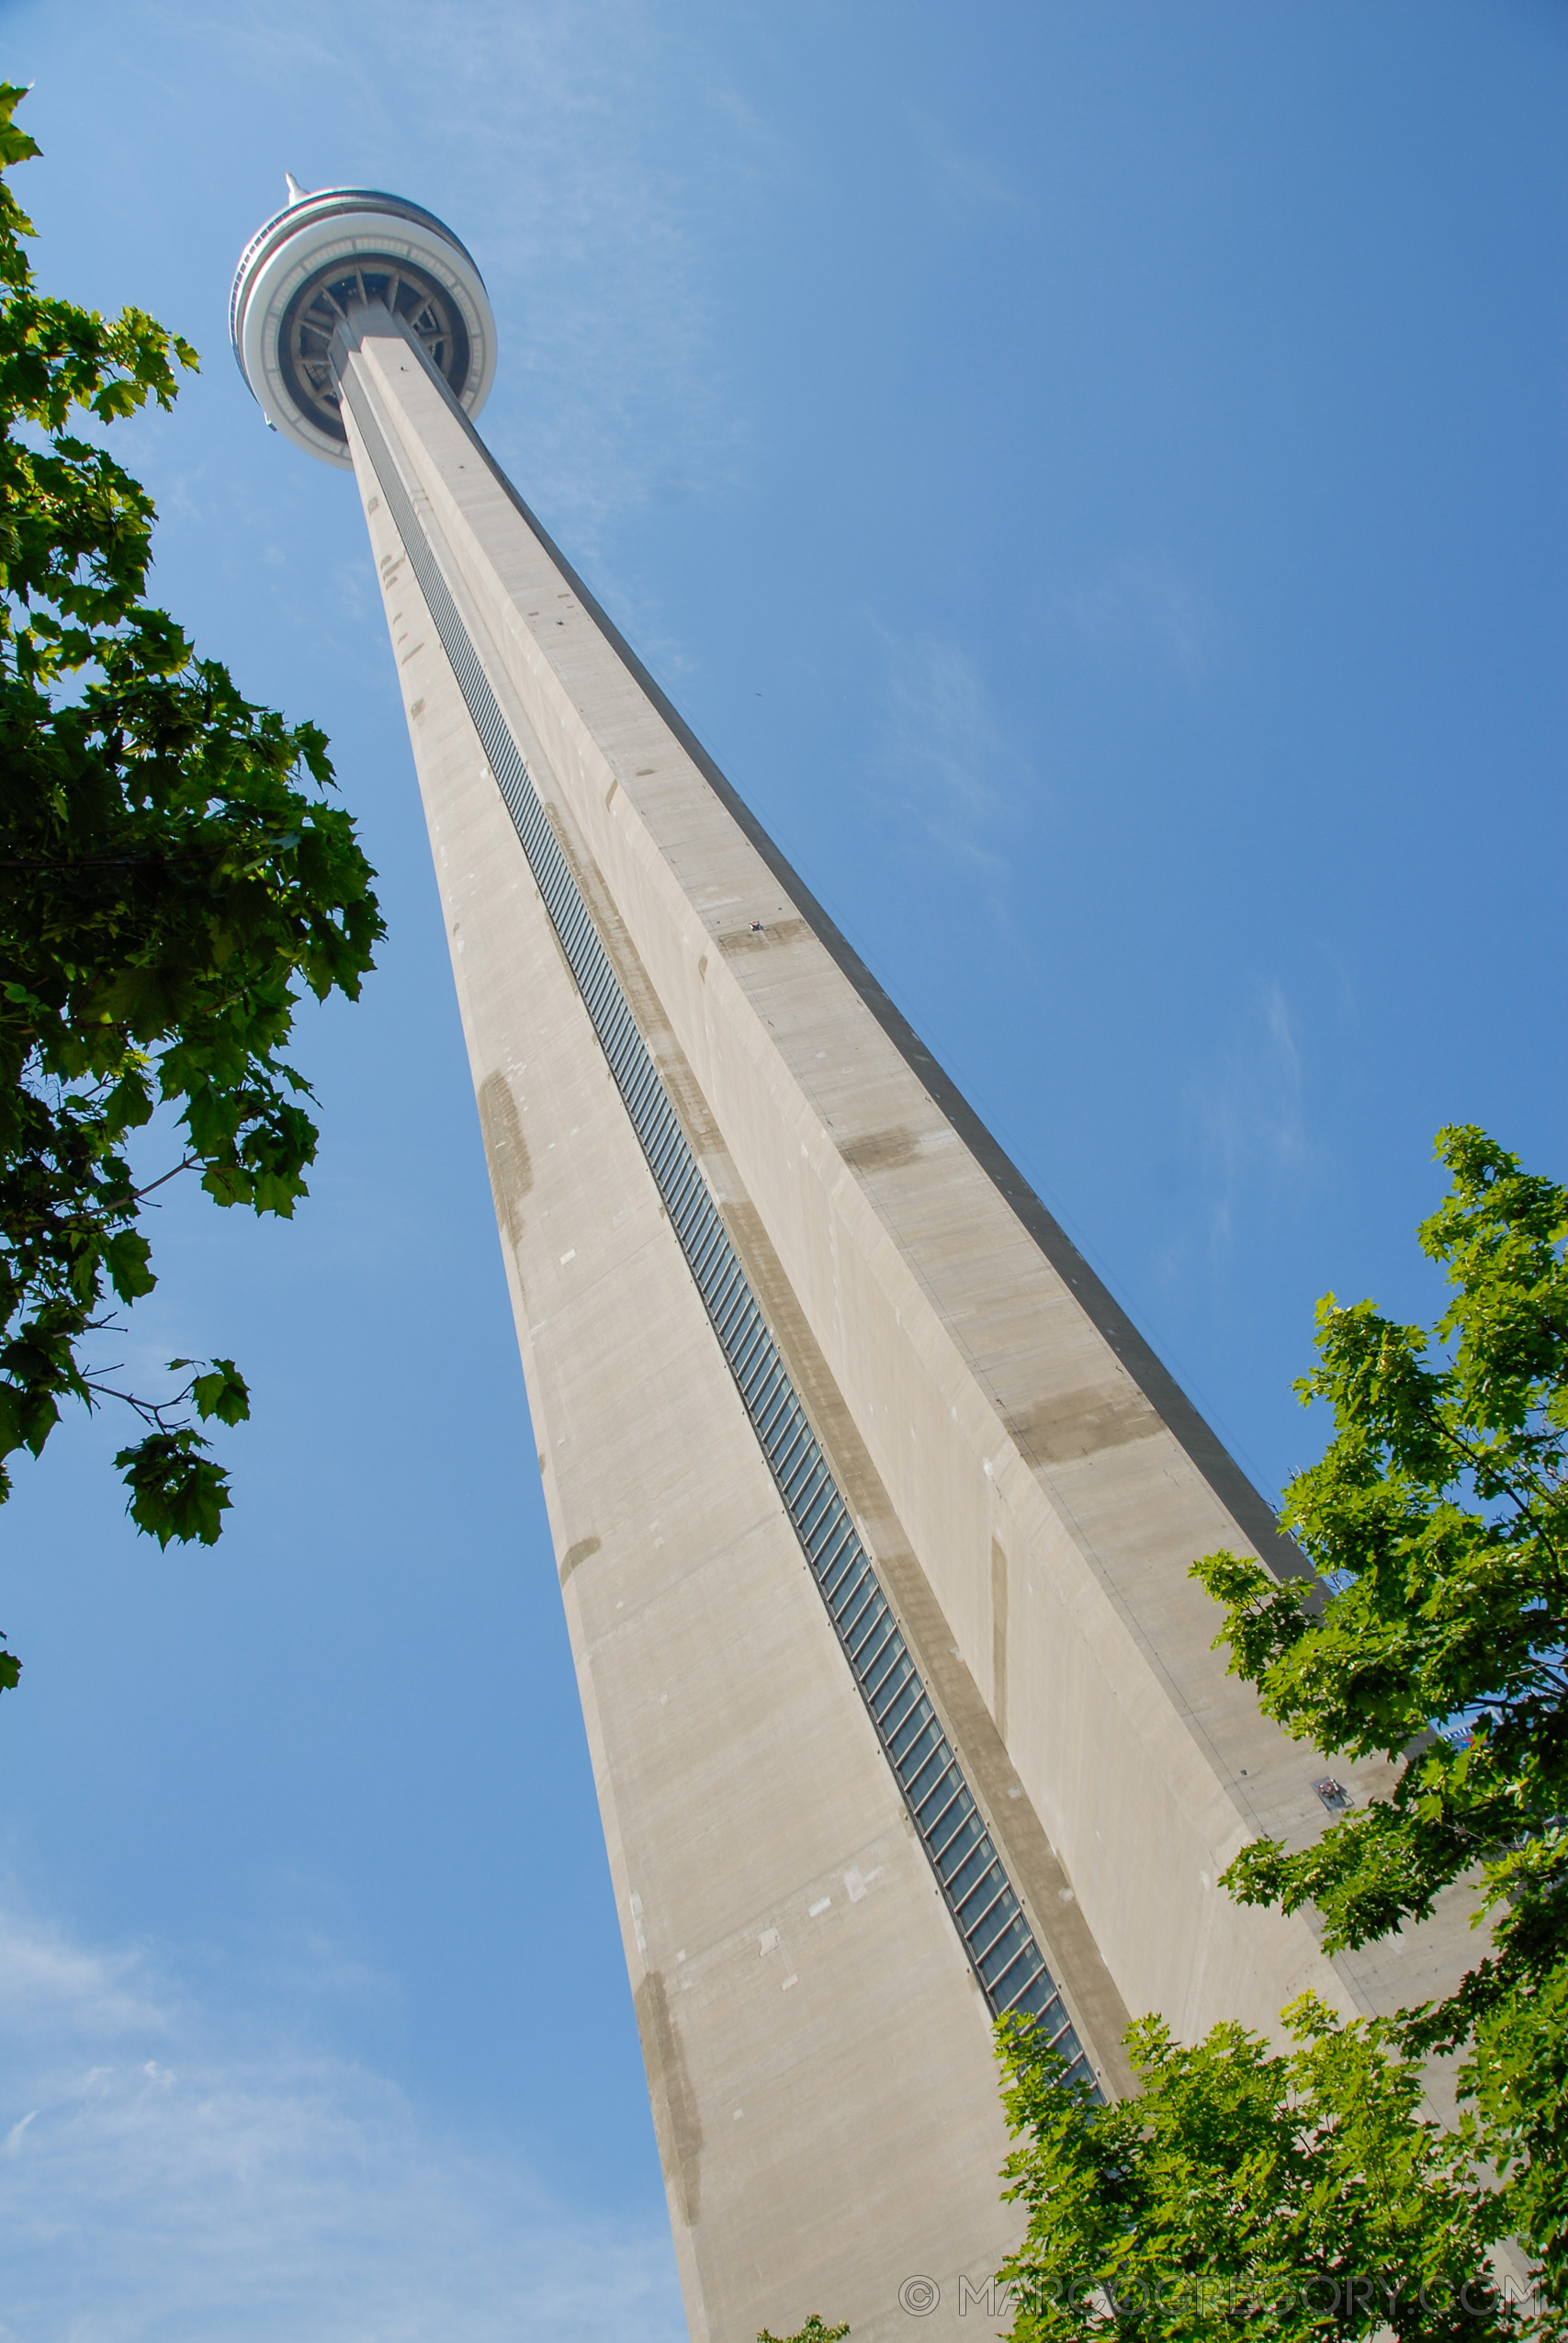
left=340, top=358, right=1095, bottom=2089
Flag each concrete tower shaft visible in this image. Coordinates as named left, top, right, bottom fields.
left=230, top=193, right=1472, bottom=2343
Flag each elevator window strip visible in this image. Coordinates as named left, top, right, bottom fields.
left=344, top=365, right=1094, bottom=2088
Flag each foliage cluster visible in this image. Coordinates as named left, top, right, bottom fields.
left=0, top=85, right=380, bottom=1573
left=998, top=1127, right=1566, bottom=2336
left=997, top=1997, right=1516, bottom=2342
left=1200, top=1126, right=1565, bottom=2025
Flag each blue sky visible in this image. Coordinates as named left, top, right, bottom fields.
left=0, top=2, right=1562, bottom=2334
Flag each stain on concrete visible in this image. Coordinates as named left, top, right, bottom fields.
left=840, top=1125, right=921, bottom=1174
left=990, top=1539, right=1010, bottom=1742
left=477, top=1070, right=533, bottom=1244
left=718, top=916, right=809, bottom=954
left=559, top=1534, right=601, bottom=1587
left=635, top=1970, right=704, bottom=2226
left=1009, top=1383, right=1161, bottom=1466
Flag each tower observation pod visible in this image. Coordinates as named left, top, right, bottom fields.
left=232, top=186, right=1467, bottom=2342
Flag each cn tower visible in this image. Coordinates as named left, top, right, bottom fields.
left=231, top=185, right=1460, bottom=2342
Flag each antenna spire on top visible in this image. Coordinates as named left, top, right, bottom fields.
left=284, top=174, right=310, bottom=206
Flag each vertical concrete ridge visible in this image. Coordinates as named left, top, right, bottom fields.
left=990, top=1539, right=1010, bottom=1743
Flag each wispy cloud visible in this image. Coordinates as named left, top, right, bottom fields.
left=1060, top=551, right=1220, bottom=688
left=0, top=1903, right=168, bottom=2041
left=705, top=83, right=799, bottom=181
left=877, top=628, right=1027, bottom=866
left=202, top=0, right=740, bottom=549
left=907, top=108, right=1021, bottom=212
left=1180, top=981, right=1317, bottom=1267
left=0, top=1896, right=684, bottom=2341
